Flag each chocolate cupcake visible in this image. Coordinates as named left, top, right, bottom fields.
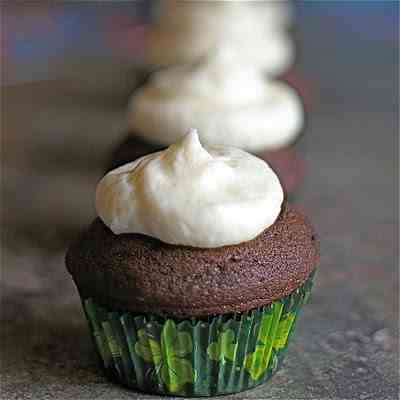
left=67, top=131, right=319, bottom=396
left=110, top=45, right=306, bottom=194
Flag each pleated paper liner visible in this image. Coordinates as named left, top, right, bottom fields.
left=82, top=270, right=315, bottom=397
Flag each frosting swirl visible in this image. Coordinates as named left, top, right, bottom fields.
left=147, top=1, right=294, bottom=75
left=96, top=130, right=284, bottom=248
left=129, top=46, right=303, bottom=152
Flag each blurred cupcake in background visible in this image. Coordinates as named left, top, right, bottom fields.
left=110, top=45, right=305, bottom=195
left=142, top=0, right=312, bottom=108
left=145, top=0, right=294, bottom=77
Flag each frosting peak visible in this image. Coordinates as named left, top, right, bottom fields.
left=163, top=129, right=212, bottom=169
left=96, top=130, right=284, bottom=248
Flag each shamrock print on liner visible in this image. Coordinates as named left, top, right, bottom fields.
left=273, top=311, right=296, bottom=349
left=244, top=303, right=283, bottom=380
left=207, top=329, right=238, bottom=363
left=81, top=271, right=315, bottom=396
left=135, top=320, right=196, bottom=393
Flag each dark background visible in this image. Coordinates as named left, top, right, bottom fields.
left=2, top=2, right=399, bottom=399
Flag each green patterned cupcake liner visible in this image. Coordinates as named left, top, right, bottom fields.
left=81, top=270, right=315, bottom=397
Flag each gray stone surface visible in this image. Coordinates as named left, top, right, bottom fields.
left=1, top=4, right=398, bottom=400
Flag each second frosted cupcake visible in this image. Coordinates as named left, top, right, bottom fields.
left=110, top=46, right=305, bottom=194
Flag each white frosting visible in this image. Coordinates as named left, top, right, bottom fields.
left=156, top=1, right=293, bottom=31
left=96, top=130, right=284, bottom=248
left=129, top=46, right=303, bottom=152
left=147, top=1, right=294, bottom=75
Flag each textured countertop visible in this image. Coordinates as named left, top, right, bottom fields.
left=1, top=4, right=398, bottom=400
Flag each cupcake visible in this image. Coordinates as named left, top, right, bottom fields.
left=146, top=0, right=294, bottom=77
left=144, top=1, right=313, bottom=108
left=110, top=46, right=306, bottom=194
left=67, top=130, right=319, bottom=396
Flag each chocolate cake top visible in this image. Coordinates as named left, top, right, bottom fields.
left=66, top=204, right=319, bottom=318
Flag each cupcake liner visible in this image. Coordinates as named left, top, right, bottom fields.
left=81, top=270, right=315, bottom=397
